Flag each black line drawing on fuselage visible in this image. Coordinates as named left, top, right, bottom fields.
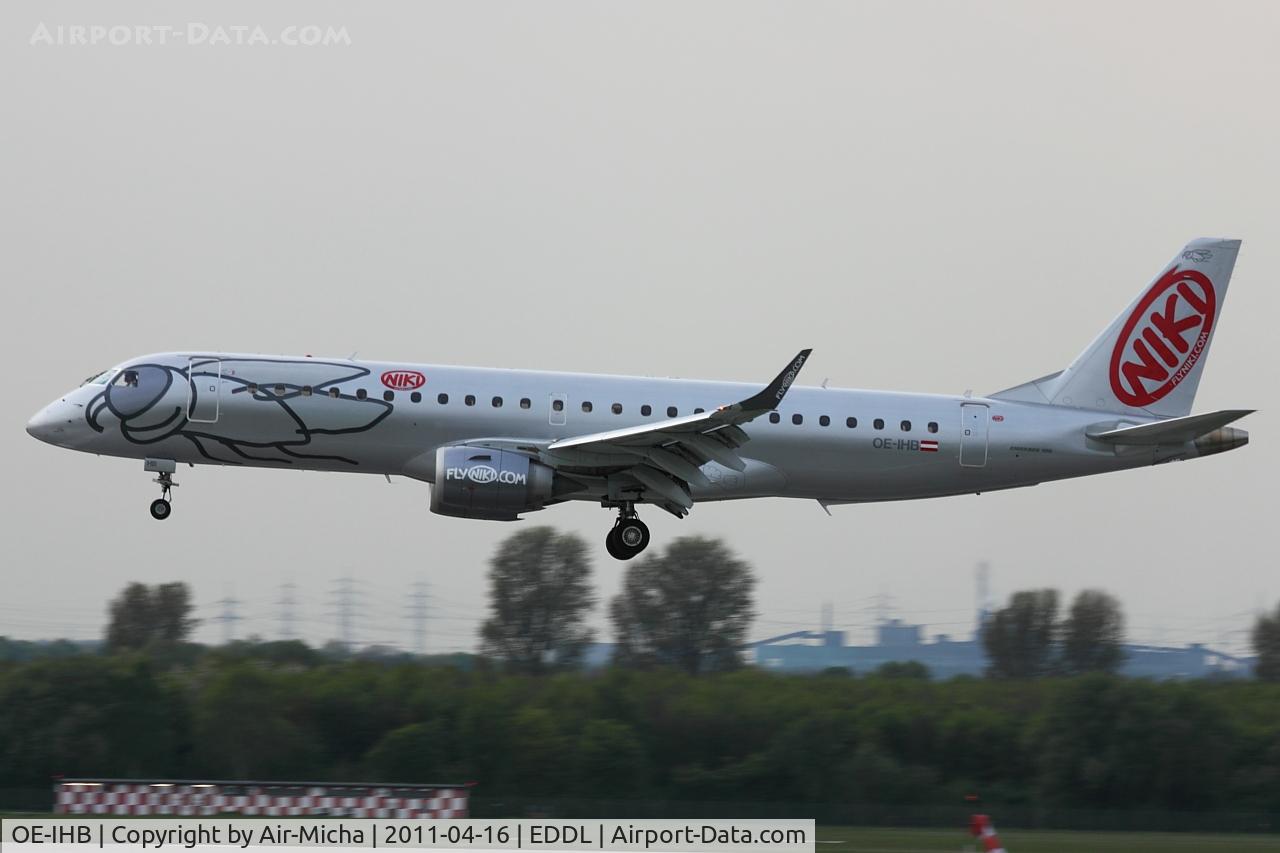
left=85, top=358, right=392, bottom=466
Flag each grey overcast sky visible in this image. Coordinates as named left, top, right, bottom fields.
left=1, top=1, right=1275, bottom=654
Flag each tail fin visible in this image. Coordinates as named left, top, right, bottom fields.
left=992, top=238, right=1241, bottom=417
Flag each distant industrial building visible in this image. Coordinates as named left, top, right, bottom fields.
left=585, top=563, right=1255, bottom=679
left=747, top=618, right=1255, bottom=679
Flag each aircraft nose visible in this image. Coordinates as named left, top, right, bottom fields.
left=26, top=399, right=80, bottom=445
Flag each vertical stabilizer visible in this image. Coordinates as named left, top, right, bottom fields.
left=992, top=238, right=1240, bottom=418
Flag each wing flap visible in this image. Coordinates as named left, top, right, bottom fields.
left=634, top=446, right=712, bottom=488
left=630, top=465, right=693, bottom=510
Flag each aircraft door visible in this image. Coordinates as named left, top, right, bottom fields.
left=188, top=358, right=221, bottom=423
left=548, top=392, right=567, bottom=427
left=959, top=403, right=988, bottom=467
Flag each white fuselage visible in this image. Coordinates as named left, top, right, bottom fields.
left=27, top=352, right=1226, bottom=510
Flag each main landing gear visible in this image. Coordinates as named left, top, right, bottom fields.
left=605, top=502, right=650, bottom=561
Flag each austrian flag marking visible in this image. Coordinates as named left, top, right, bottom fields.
left=920, top=440, right=939, bottom=452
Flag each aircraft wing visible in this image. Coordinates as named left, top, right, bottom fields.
left=541, top=349, right=812, bottom=516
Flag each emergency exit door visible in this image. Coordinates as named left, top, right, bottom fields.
left=959, top=403, right=988, bottom=467
left=548, top=392, right=567, bottom=427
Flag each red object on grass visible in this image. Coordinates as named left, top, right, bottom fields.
left=969, top=813, right=1007, bottom=852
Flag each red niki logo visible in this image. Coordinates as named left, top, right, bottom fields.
left=381, top=370, right=425, bottom=390
left=1108, top=266, right=1216, bottom=407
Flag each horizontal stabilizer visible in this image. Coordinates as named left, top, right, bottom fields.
left=1087, top=409, right=1253, bottom=445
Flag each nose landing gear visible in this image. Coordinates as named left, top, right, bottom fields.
left=150, top=471, right=177, bottom=520
left=144, top=458, right=178, bottom=520
left=150, top=495, right=172, bottom=520
left=605, top=503, right=650, bottom=561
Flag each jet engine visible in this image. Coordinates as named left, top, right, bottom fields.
left=429, top=446, right=568, bottom=520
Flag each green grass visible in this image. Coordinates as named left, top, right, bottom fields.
left=816, top=826, right=1280, bottom=852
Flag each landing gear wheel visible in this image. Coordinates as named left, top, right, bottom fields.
left=603, top=501, right=651, bottom=561
left=149, top=466, right=178, bottom=521
left=615, top=518, right=650, bottom=556
left=604, top=527, right=625, bottom=560
left=605, top=519, right=649, bottom=560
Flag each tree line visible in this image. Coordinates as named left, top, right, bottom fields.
left=6, top=526, right=1279, bottom=679
left=2, top=651, right=1279, bottom=813
left=2, top=526, right=1280, bottom=816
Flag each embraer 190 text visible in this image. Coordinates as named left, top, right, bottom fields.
left=28, top=238, right=1252, bottom=559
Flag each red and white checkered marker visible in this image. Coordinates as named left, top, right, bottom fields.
left=55, top=780, right=468, bottom=818
left=969, top=814, right=1007, bottom=852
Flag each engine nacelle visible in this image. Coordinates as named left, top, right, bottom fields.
left=429, top=446, right=557, bottom=521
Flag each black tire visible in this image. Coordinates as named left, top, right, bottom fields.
left=604, top=527, right=625, bottom=560
left=615, top=518, right=650, bottom=557
left=150, top=498, right=172, bottom=520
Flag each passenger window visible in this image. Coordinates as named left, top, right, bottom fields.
left=464, top=395, right=476, bottom=406
left=552, top=399, right=564, bottom=412
left=274, top=384, right=286, bottom=395
left=384, top=390, right=395, bottom=402
left=492, top=396, right=503, bottom=408
left=116, top=370, right=140, bottom=388
left=846, top=417, right=857, bottom=428
left=357, top=389, right=368, bottom=400
left=582, top=401, right=593, bottom=413
left=301, top=386, right=313, bottom=396
left=769, top=412, right=780, bottom=424
left=792, top=414, right=803, bottom=425
left=328, top=388, right=339, bottom=398
left=248, top=383, right=259, bottom=394
left=928, top=421, right=938, bottom=433
left=611, top=403, right=623, bottom=415
left=520, top=398, right=531, bottom=409
left=694, top=408, right=705, bottom=414
left=874, top=418, right=884, bottom=430
left=641, top=405, right=652, bottom=416
left=901, top=420, right=911, bottom=432
left=819, top=415, right=830, bottom=427
left=667, top=406, right=678, bottom=418
left=437, top=393, right=449, bottom=404
left=411, top=391, right=422, bottom=403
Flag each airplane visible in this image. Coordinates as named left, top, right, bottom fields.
left=27, top=238, right=1252, bottom=560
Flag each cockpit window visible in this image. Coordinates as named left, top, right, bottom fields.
left=81, top=370, right=114, bottom=386
left=113, top=370, right=140, bottom=388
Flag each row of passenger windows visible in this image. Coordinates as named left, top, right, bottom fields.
left=249, top=383, right=700, bottom=415
left=247, top=383, right=424, bottom=403
left=573, top=401, right=686, bottom=416
left=244, top=383, right=941, bottom=432
left=767, top=412, right=939, bottom=433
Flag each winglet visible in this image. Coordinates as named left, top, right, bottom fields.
left=739, top=349, right=813, bottom=413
